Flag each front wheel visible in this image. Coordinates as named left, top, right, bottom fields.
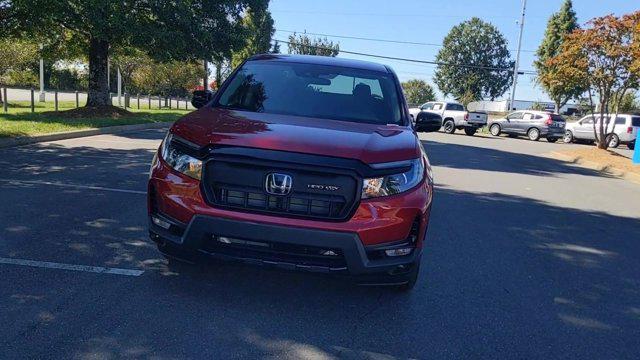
left=443, top=120, right=456, bottom=134
left=563, top=131, right=574, bottom=143
left=628, top=142, right=635, bottom=150
left=606, top=134, right=620, bottom=148
left=489, top=124, right=501, bottom=136
left=527, top=128, right=540, bottom=141
left=547, top=137, right=558, bottom=143
left=464, top=128, right=477, bottom=136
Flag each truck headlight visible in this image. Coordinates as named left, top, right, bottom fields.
left=362, top=158, right=424, bottom=199
left=160, top=133, right=202, bottom=180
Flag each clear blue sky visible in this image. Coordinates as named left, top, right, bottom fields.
left=269, top=0, right=638, bottom=102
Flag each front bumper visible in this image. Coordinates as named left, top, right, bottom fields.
left=149, top=214, right=423, bottom=283
left=148, top=150, right=432, bottom=283
left=149, top=157, right=433, bottom=247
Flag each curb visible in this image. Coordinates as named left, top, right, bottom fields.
left=547, top=151, right=640, bottom=185
left=0, top=121, right=173, bottom=149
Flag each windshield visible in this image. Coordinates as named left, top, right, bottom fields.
left=216, top=61, right=403, bottom=125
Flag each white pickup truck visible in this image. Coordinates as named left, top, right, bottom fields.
left=409, top=101, right=488, bottom=136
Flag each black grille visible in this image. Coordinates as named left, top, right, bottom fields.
left=203, top=156, right=360, bottom=221
left=204, top=236, right=347, bottom=270
left=219, top=188, right=345, bottom=218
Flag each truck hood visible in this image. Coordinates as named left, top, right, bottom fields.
left=170, top=107, right=420, bottom=164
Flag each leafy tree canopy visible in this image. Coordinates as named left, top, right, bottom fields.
left=0, top=38, right=38, bottom=103
left=535, top=0, right=584, bottom=113
left=434, top=17, right=513, bottom=101
left=401, top=79, right=436, bottom=105
left=2, top=0, right=269, bottom=107
left=0, top=38, right=37, bottom=79
left=612, top=91, right=639, bottom=113
left=287, top=33, right=339, bottom=57
left=231, top=6, right=275, bottom=68
left=132, top=60, right=205, bottom=98
left=548, top=11, right=640, bottom=149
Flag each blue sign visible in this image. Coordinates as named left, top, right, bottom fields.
left=634, top=130, right=640, bottom=165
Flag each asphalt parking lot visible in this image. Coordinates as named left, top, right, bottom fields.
left=1, top=128, right=639, bottom=359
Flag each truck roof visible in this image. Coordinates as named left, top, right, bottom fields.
left=247, top=54, right=390, bottom=73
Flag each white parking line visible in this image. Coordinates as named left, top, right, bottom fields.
left=0, top=257, right=144, bottom=276
left=0, top=179, right=146, bottom=195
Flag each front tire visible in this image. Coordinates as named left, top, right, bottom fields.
left=563, top=131, right=574, bottom=143
left=443, top=119, right=456, bottom=134
left=527, top=128, right=540, bottom=141
left=464, top=128, right=477, bottom=136
left=606, top=134, right=620, bottom=148
left=489, top=123, right=501, bottom=136
left=628, top=142, right=635, bottom=150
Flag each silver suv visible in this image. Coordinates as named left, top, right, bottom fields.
left=564, top=114, right=638, bottom=149
left=488, top=110, right=566, bottom=142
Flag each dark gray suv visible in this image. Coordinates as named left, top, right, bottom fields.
left=488, top=110, right=566, bottom=142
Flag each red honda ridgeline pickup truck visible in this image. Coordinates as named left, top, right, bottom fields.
left=148, top=54, right=435, bottom=290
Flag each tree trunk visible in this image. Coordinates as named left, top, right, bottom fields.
left=215, top=61, right=222, bottom=89
left=203, top=60, right=208, bottom=90
left=554, top=101, right=560, bottom=114
left=595, top=103, right=608, bottom=149
left=86, top=38, right=110, bottom=106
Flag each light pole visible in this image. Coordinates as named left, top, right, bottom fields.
left=38, top=44, right=45, bottom=102
left=509, top=0, right=527, bottom=112
left=117, top=67, right=122, bottom=107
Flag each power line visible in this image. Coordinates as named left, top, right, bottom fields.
left=276, top=29, right=442, bottom=47
left=271, top=9, right=547, bottom=20
left=274, top=38, right=537, bottom=74
left=276, top=29, right=537, bottom=53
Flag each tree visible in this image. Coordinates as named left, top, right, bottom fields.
left=131, top=60, right=204, bottom=98
left=548, top=12, right=640, bottom=149
left=535, top=0, right=584, bottom=113
left=111, top=49, right=149, bottom=95
left=611, top=91, right=639, bottom=113
left=4, top=0, right=267, bottom=108
left=401, top=79, right=436, bottom=105
left=287, top=33, right=339, bottom=57
left=434, top=18, right=513, bottom=101
left=0, top=38, right=38, bottom=103
left=530, top=102, right=548, bottom=111
left=231, top=6, right=275, bottom=69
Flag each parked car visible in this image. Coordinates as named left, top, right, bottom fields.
left=410, top=101, right=487, bottom=136
left=564, top=114, right=638, bottom=149
left=413, top=111, right=443, bottom=132
left=488, top=110, right=566, bottom=142
left=149, top=54, right=436, bottom=290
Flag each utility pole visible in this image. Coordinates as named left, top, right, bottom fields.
left=38, top=44, right=45, bottom=102
left=117, top=67, right=122, bottom=107
left=509, top=0, right=526, bottom=112
left=107, top=59, right=110, bottom=92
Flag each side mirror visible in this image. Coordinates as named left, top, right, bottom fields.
left=191, top=90, right=214, bottom=109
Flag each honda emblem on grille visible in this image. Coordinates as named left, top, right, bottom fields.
left=265, top=173, right=293, bottom=196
